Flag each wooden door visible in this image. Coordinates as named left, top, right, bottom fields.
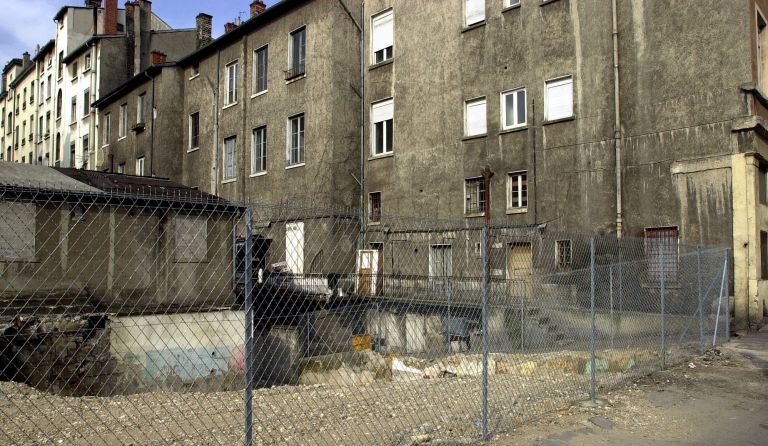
left=507, top=242, right=532, bottom=298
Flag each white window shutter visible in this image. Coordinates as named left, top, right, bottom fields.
left=372, top=99, right=394, bottom=123
left=466, top=99, right=486, bottom=136
left=466, top=0, right=485, bottom=25
left=372, top=10, right=393, bottom=53
left=546, top=78, right=573, bottom=121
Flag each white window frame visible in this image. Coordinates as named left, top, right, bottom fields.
left=83, top=88, right=90, bottom=117
left=117, top=163, right=125, bottom=174
left=70, top=96, right=77, bottom=124
left=135, top=156, right=145, bottom=176
left=188, top=112, right=200, bottom=151
left=102, top=113, right=110, bottom=146
left=289, top=26, right=307, bottom=76
left=464, top=97, right=487, bottom=137
left=465, top=0, right=485, bottom=26
left=544, top=76, right=574, bottom=121
left=118, top=103, right=127, bottom=139
left=464, top=177, right=486, bottom=215
left=371, top=98, right=394, bottom=156
left=507, top=170, right=528, bottom=211
left=225, top=61, right=239, bottom=106
left=251, top=126, right=267, bottom=174
left=137, top=93, right=145, bottom=124
left=504, top=0, right=521, bottom=8
left=501, top=88, right=527, bottom=130
left=286, top=113, right=305, bottom=167
left=223, top=136, right=237, bottom=181
left=253, top=45, right=268, bottom=95
left=371, top=9, right=394, bottom=64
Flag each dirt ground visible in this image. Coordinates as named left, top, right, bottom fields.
left=489, top=331, right=768, bottom=446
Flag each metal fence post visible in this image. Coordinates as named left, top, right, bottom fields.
left=481, top=225, right=490, bottom=441
left=609, top=265, right=614, bottom=349
left=724, top=250, right=730, bottom=342
left=697, top=247, right=704, bottom=355
left=660, top=263, right=666, bottom=370
left=713, top=249, right=727, bottom=346
left=520, top=296, right=525, bottom=352
left=589, top=237, right=597, bottom=404
left=244, top=207, right=254, bottom=446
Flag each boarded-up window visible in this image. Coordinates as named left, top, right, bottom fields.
left=0, top=203, right=35, bottom=261
left=645, top=226, right=679, bottom=282
left=175, top=216, right=207, bottom=262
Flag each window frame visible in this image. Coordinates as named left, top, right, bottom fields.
left=225, top=61, right=239, bottom=106
left=371, top=9, right=394, bottom=65
left=253, top=45, right=268, bottom=95
left=371, top=98, right=394, bottom=156
left=500, top=88, right=527, bottom=130
left=222, top=135, right=237, bottom=181
left=369, top=191, right=382, bottom=223
left=188, top=112, right=200, bottom=152
left=102, top=113, right=110, bottom=146
left=286, top=113, right=305, bottom=167
left=251, top=125, right=267, bottom=175
left=556, top=239, right=572, bottom=269
left=544, top=75, right=574, bottom=122
left=506, top=170, right=528, bottom=211
left=83, top=88, right=90, bottom=117
left=644, top=226, right=680, bottom=283
left=70, top=95, right=77, bottom=124
left=464, top=97, right=487, bottom=137
left=465, top=0, right=486, bottom=27
left=135, top=156, right=145, bottom=176
left=288, top=26, right=307, bottom=79
left=137, top=92, right=146, bottom=124
left=118, top=103, right=128, bottom=139
left=464, top=177, right=486, bottom=216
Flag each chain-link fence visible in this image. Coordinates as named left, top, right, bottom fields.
left=0, top=185, right=730, bottom=445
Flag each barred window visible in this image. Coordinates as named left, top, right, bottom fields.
left=464, top=177, right=486, bottom=215
left=645, top=226, right=679, bottom=282
left=556, top=240, right=572, bottom=268
left=175, top=215, right=207, bottom=262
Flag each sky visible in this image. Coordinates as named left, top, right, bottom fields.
left=0, top=0, right=280, bottom=66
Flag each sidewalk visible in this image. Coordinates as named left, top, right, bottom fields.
left=489, top=331, right=768, bottom=445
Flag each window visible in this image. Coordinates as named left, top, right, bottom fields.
left=69, top=142, right=76, bottom=167
left=175, top=216, right=207, bottom=262
left=102, top=113, right=110, bottom=146
left=762, top=231, right=768, bottom=279
left=189, top=112, right=200, bottom=150
left=371, top=10, right=393, bottom=64
left=644, top=227, right=679, bottom=282
left=137, top=93, right=145, bottom=123
left=254, top=46, right=268, bottom=93
left=135, top=156, right=145, bottom=176
left=56, top=90, right=62, bottom=118
left=46, top=75, right=51, bottom=99
left=45, top=112, right=50, bottom=136
left=758, top=10, right=768, bottom=91
left=465, top=177, right=486, bottom=215
left=191, top=63, right=200, bottom=77
left=223, top=136, right=237, bottom=180
left=371, top=98, right=393, bottom=155
left=70, top=96, right=77, bottom=123
left=545, top=76, right=574, bottom=121
left=225, top=62, right=238, bottom=105
left=83, top=89, right=90, bottom=117
left=287, top=114, right=305, bottom=166
left=465, top=0, right=485, bottom=26
left=39, top=80, right=44, bottom=104
left=465, top=97, right=487, bottom=137
left=29, top=83, right=34, bottom=103
left=71, top=61, right=78, bottom=79
left=507, top=171, right=528, bottom=210
left=117, top=163, right=125, bottom=174
left=38, top=116, right=43, bottom=142
left=289, top=27, right=306, bottom=78
left=556, top=240, right=572, bottom=268
left=84, top=53, right=91, bottom=70
left=0, top=203, right=35, bottom=261
left=501, top=88, right=526, bottom=129
left=760, top=165, right=768, bottom=205
left=251, top=126, right=267, bottom=174
left=369, top=192, right=381, bottom=222
left=55, top=133, right=60, bottom=161
left=119, top=103, right=127, bottom=138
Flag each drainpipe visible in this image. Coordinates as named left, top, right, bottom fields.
left=612, top=0, right=623, bottom=238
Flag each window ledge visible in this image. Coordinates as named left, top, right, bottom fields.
left=369, top=58, right=394, bottom=71
left=250, top=171, right=267, bottom=178
left=369, top=152, right=394, bottom=161
left=285, top=162, right=306, bottom=170
left=543, top=116, right=575, bottom=126
left=118, top=136, right=127, bottom=141
left=251, top=90, right=268, bottom=99
left=189, top=74, right=200, bottom=81
left=367, top=221, right=381, bottom=226
left=541, top=0, right=564, bottom=6
left=506, top=207, right=528, bottom=215
left=502, top=4, right=522, bottom=13
left=286, top=74, right=306, bottom=85
left=187, top=146, right=200, bottom=153
left=464, top=212, right=486, bottom=218
left=101, top=143, right=109, bottom=148
left=462, top=133, right=487, bottom=141
left=222, top=102, right=238, bottom=110
left=462, top=21, right=486, bottom=33
left=221, top=178, right=237, bottom=184
left=499, top=126, right=528, bottom=135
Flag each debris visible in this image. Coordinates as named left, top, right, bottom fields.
left=687, top=362, right=696, bottom=369
left=589, top=415, right=614, bottom=430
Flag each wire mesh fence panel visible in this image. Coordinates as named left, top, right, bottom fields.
left=0, top=189, right=732, bottom=445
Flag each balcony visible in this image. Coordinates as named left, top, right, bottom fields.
left=284, top=63, right=306, bottom=81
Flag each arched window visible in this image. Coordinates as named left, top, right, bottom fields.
left=56, top=90, right=63, bottom=118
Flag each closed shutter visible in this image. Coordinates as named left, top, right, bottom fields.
left=465, top=98, right=487, bottom=136
left=465, top=0, right=485, bottom=25
left=546, top=77, right=573, bottom=121
left=372, top=99, right=393, bottom=124
left=372, top=10, right=393, bottom=53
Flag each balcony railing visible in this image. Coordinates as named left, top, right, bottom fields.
left=284, top=63, right=306, bottom=81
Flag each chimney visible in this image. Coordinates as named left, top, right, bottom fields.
left=104, top=0, right=118, bottom=34
left=85, top=0, right=102, bottom=7
left=196, top=13, right=212, bottom=48
left=125, top=1, right=136, bottom=75
left=224, top=22, right=237, bottom=34
left=151, top=51, right=167, bottom=65
left=250, top=0, right=266, bottom=17
left=22, top=52, right=31, bottom=68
